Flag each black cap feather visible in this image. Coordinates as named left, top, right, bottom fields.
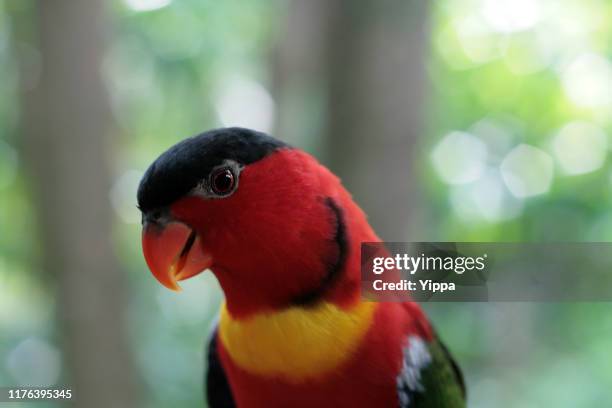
left=137, top=127, right=286, bottom=212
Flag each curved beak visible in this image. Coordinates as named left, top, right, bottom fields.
left=142, top=222, right=213, bottom=291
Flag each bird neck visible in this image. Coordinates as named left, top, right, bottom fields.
left=218, top=298, right=378, bottom=382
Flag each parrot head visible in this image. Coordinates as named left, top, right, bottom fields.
left=138, top=128, right=369, bottom=317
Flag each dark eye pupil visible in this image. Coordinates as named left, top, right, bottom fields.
left=212, top=169, right=235, bottom=194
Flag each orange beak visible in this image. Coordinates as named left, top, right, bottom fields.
left=142, top=222, right=213, bottom=291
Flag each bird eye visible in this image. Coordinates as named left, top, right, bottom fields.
left=210, top=167, right=236, bottom=196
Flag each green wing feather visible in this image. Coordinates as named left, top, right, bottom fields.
left=397, top=336, right=466, bottom=408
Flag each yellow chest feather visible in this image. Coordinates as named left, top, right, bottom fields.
left=218, top=301, right=377, bottom=382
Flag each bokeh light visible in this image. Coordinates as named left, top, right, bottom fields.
left=124, top=0, right=172, bottom=13
left=450, top=168, right=523, bottom=222
left=500, top=144, right=553, bottom=198
left=562, top=53, right=612, bottom=109
left=481, top=0, right=541, bottom=33
left=110, top=169, right=145, bottom=224
left=7, top=338, right=61, bottom=387
left=431, top=131, right=488, bottom=185
left=552, top=121, right=607, bottom=175
left=215, top=77, right=275, bottom=133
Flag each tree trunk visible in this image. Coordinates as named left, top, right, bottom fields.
left=271, top=0, right=334, bottom=152
left=274, top=0, right=430, bottom=241
left=18, top=0, right=140, bottom=406
left=325, top=0, right=430, bottom=241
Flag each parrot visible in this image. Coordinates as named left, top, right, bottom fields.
left=137, top=127, right=466, bottom=408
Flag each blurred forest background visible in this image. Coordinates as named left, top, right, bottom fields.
left=1, top=0, right=612, bottom=407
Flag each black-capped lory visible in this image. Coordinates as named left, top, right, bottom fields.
left=137, top=128, right=466, bottom=408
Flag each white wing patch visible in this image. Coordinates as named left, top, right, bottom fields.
left=397, top=336, right=432, bottom=407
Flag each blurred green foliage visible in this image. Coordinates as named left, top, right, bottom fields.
left=424, top=1, right=612, bottom=407
left=1, top=0, right=612, bottom=407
